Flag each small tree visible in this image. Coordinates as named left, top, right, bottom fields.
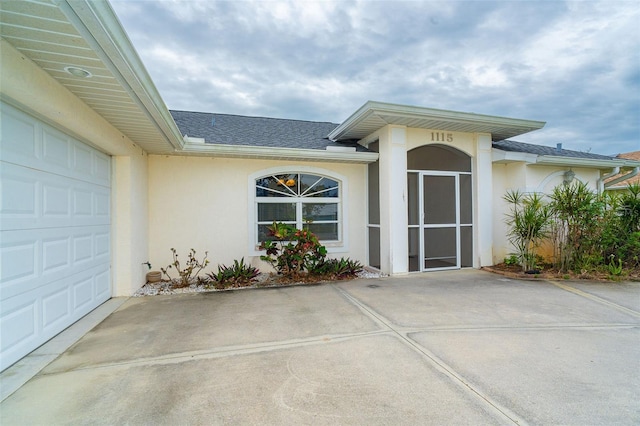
left=503, top=190, right=551, bottom=272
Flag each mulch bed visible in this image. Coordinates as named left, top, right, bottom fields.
left=483, top=263, right=640, bottom=282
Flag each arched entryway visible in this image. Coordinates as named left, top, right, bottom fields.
left=407, top=145, right=473, bottom=271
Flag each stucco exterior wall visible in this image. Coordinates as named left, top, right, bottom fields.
left=1, top=39, right=149, bottom=296
left=406, top=128, right=477, bottom=157
left=147, top=155, right=368, bottom=276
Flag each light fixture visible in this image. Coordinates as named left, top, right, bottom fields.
left=64, top=66, right=92, bottom=78
left=563, top=169, right=575, bottom=185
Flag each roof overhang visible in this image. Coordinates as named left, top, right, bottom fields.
left=0, top=0, right=183, bottom=153
left=329, top=101, right=546, bottom=142
left=493, top=148, right=640, bottom=170
left=180, top=138, right=379, bottom=163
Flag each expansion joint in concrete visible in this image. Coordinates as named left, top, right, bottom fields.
left=332, top=284, right=529, bottom=425
left=545, top=280, right=640, bottom=318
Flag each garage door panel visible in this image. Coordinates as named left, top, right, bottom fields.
left=93, top=151, right=111, bottom=187
left=0, top=104, right=39, bottom=159
left=1, top=103, right=110, bottom=187
left=0, top=301, right=37, bottom=356
left=42, top=127, right=71, bottom=170
left=42, top=183, right=71, bottom=217
left=42, top=236, right=71, bottom=273
left=0, top=263, right=110, bottom=370
left=1, top=226, right=110, bottom=300
left=0, top=167, right=39, bottom=218
left=0, top=239, right=38, bottom=284
left=73, top=276, right=94, bottom=311
left=0, top=162, right=110, bottom=231
left=95, top=269, right=110, bottom=299
left=42, top=286, right=71, bottom=333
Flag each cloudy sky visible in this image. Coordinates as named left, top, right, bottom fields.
left=110, top=0, right=639, bottom=155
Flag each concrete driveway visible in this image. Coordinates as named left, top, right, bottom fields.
left=1, top=270, right=639, bottom=425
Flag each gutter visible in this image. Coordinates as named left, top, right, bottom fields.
left=534, top=155, right=634, bottom=169
left=604, top=167, right=640, bottom=189
left=181, top=138, right=379, bottom=163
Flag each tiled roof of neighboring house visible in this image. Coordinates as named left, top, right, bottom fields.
left=608, top=151, right=640, bottom=186
left=170, top=110, right=368, bottom=152
left=492, top=139, right=616, bottom=160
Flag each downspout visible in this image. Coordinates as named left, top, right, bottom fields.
left=604, top=167, right=640, bottom=190
left=597, top=167, right=619, bottom=193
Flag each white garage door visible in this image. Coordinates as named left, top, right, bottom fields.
left=0, top=102, right=111, bottom=371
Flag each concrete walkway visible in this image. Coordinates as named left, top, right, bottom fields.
left=1, top=270, right=639, bottom=425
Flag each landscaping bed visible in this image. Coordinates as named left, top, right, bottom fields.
left=483, top=263, right=640, bottom=282
left=134, top=268, right=383, bottom=297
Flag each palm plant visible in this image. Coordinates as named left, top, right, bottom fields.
left=503, top=190, right=551, bottom=272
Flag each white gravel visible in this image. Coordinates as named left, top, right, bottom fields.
left=133, top=268, right=385, bottom=297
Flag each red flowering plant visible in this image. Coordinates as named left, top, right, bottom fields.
left=259, top=222, right=327, bottom=278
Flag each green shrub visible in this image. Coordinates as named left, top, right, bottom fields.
left=259, top=222, right=327, bottom=278
left=504, top=254, right=520, bottom=266
left=312, top=257, right=363, bottom=279
left=259, top=222, right=363, bottom=281
left=207, top=258, right=259, bottom=288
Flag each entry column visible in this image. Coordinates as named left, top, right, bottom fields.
left=474, top=134, right=493, bottom=267
left=378, top=125, right=408, bottom=275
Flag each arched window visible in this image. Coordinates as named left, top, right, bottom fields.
left=255, top=172, right=341, bottom=243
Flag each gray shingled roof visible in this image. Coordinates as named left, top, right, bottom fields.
left=493, top=140, right=615, bottom=160
left=170, top=110, right=368, bottom=152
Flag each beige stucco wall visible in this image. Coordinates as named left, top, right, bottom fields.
left=1, top=39, right=149, bottom=296
left=406, top=128, right=477, bottom=158
left=492, top=161, right=602, bottom=263
left=147, top=155, right=368, bottom=276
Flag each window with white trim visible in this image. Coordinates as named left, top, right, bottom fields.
left=255, top=173, right=341, bottom=243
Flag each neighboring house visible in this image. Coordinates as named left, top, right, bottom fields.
left=605, top=151, right=640, bottom=190
left=1, top=0, right=639, bottom=371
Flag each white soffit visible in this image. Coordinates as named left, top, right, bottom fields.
left=329, top=101, right=547, bottom=142
left=0, top=0, right=183, bottom=153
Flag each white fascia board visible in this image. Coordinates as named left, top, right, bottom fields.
left=492, top=148, right=538, bottom=163
left=55, top=0, right=184, bottom=151
left=329, top=100, right=546, bottom=141
left=534, top=155, right=637, bottom=169
left=181, top=141, right=379, bottom=163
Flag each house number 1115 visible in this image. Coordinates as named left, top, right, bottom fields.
left=431, top=132, right=453, bottom=142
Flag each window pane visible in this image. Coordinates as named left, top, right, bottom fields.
left=460, top=174, right=472, bottom=224
left=407, top=172, right=419, bottom=225
left=303, top=203, right=338, bottom=222
left=257, top=223, right=294, bottom=242
left=408, top=227, right=420, bottom=272
left=368, top=161, right=380, bottom=224
left=424, top=227, right=457, bottom=269
left=256, top=174, right=297, bottom=197
left=258, top=203, right=295, bottom=221
left=368, top=226, right=380, bottom=269
left=301, top=174, right=338, bottom=197
left=424, top=175, right=456, bottom=224
left=304, top=223, right=338, bottom=240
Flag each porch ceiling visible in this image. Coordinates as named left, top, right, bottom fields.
left=328, top=101, right=546, bottom=142
left=0, top=0, right=182, bottom=153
